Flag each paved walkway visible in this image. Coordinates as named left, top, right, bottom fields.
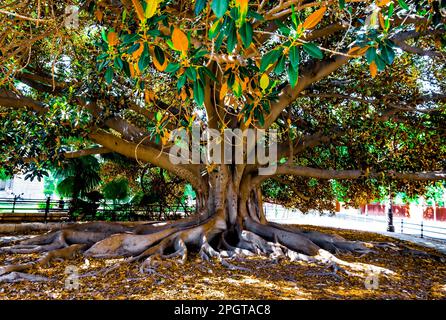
left=375, top=232, right=446, bottom=255
left=266, top=210, right=446, bottom=255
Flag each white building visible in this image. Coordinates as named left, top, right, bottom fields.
left=0, top=175, right=45, bottom=199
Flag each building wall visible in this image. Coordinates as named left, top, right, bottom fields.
left=0, top=175, right=45, bottom=199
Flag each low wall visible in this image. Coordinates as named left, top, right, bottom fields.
left=360, top=204, right=446, bottom=221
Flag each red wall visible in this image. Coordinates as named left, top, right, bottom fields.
left=360, top=204, right=446, bottom=221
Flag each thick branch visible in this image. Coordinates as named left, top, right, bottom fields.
left=0, top=90, right=47, bottom=114
left=253, top=165, right=446, bottom=186
left=89, top=129, right=204, bottom=192
left=64, top=147, right=111, bottom=159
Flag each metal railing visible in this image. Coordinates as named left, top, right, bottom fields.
left=398, top=219, right=446, bottom=239
left=0, top=197, right=196, bottom=223
left=0, top=197, right=68, bottom=223
left=264, top=205, right=446, bottom=241
left=336, top=212, right=446, bottom=240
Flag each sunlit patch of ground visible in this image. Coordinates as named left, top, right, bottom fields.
left=0, top=225, right=445, bottom=300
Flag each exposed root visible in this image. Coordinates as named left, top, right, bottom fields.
left=0, top=272, right=51, bottom=283
left=198, top=235, right=250, bottom=272
left=0, top=244, right=86, bottom=276
left=0, top=218, right=409, bottom=282
left=315, top=249, right=395, bottom=276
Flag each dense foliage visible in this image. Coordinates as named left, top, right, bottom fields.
left=0, top=0, right=445, bottom=212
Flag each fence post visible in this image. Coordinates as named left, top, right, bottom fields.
left=12, top=195, right=17, bottom=214
left=387, top=201, right=395, bottom=232
left=420, top=221, right=423, bottom=239
left=400, top=219, right=403, bottom=234
left=44, top=196, right=50, bottom=224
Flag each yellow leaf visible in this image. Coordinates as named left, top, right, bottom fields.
left=236, top=0, right=249, bottom=17
left=377, top=0, right=391, bottom=7
left=153, top=57, right=167, bottom=71
left=161, top=130, right=170, bottom=145
left=107, top=32, right=119, bottom=46
left=259, top=73, right=269, bottom=90
left=131, top=0, right=145, bottom=21
left=145, top=90, right=156, bottom=103
left=150, top=46, right=168, bottom=71
left=302, top=6, right=326, bottom=30
left=348, top=46, right=369, bottom=56
left=172, top=28, right=189, bottom=52
left=220, top=83, right=228, bottom=100
left=369, top=61, right=378, bottom=78
left=379, top=12, right=385, bottom=30
left=245, top=115, right=252, bottom=127
left=180, top=89, right=188, bottom=101
left=129, top=63, right=135, bottom=77
left=232, top=77, right=242, bottom=95
left=134, top=63, right=141, bottom=74
left=95, top=10, right=103, bottom=22
left=132, top=42, right=144, bottom=60
left=145, top=0, right=158, bottom=19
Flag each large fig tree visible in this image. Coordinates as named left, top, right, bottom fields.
left=0, top=0, right=445, bottom=277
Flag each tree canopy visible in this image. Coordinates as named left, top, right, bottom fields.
left=0, top=0, right=445, bottom=211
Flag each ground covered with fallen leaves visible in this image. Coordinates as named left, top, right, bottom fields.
left=0, top=225, right=445, bottom=300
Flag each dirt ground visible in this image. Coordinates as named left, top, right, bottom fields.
left=0, top=225, right=445, bottom=300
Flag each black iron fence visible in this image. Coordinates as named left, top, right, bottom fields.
left=328, top=212, right=446, bottom=240
left=0, top=197, right=68, bottom=223
left=264, top=206, right=446, bottom=241
left=0, top=197, right=195, bottom=223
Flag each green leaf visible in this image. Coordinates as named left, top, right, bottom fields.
left=105, top=67, right=113, bottom=84
left=397, top=0, right=409, bottom=10
left=380, top=45, right=395, bottom=65
left=287, top=64, right=298, bottom=88
left=302, top=43, right=323, bottom=59
left=365, top=47, right=377, bottom=64
left=274, top=55, right=286, bottom=75
left=247, top=11, right=264, bottom=21
left=201, top=66, right=218, bottom=82
left=339, top=0, right=345, bottom=9
left=165, top=62, right=180, bottom=73
left=155, top=111, right=162, bottom=122
left=388, top=2, right=394, bottom=17
left=127, top=43, right=141, bottom=54
left=211, top=0, right=228, bottom=19
left=154, top=45, right=165, bottom=65
left=122, top=33, right=140, bottom=44
left=239, top=22, right=253, bottom=48
left=291, top=5, right=298, bottom=30
left=114, top=57, right=123, bottom=70
left=138, top=43, right=150, bottom=71
left=289, top=45, right=300, bottom=70
left=193, top=80, right=205, bottom=105
left=209, top=19, right=221, bottom=39
left=177, top=74, right=187, bottom=91
left=215, top=29, right=225, bottom=50
left=122, top=61, right=131, bottom=77
left=227, top=27, right=237, bottom=53
left=257, top=110, right=265, bottom=127
left=374, top=55, right=386, bottom=71
left=193, top=49, right=209, bottom=59
left=185, top=67, right=197, bottom=81
left=101, top=29, right=107, bottom=42
left=260, top=49, right=282, bottom=72
left=195, top=0, right=207, bottom=15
